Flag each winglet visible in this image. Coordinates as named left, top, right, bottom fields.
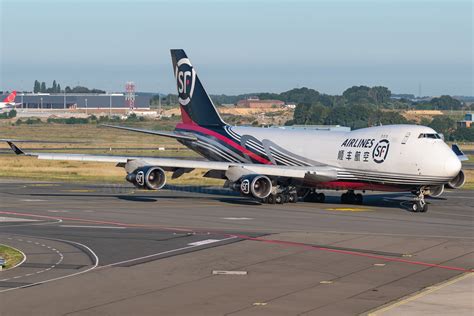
left=452, top=144, right=468, bottom=161
left=7, top=141, right=25, bottom=155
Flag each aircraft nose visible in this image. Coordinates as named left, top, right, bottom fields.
left=444, top=154, right=462, bottom=177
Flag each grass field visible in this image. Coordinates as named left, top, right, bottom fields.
left=0, top=245, right=24, bottom=269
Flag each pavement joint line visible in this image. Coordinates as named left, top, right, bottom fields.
left=1, top=210, right=473, bottom=273
left=367, top=272, right=474, bottom=315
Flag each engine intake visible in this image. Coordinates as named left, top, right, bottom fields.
left=126, top=166, right=166, bottom=190
left=447, top=170, right=465, bottom=189
left=426, top=185, right=444, bottom=197
left=232, top=175, right=272, bottom=199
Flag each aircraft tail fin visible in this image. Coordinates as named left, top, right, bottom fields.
left=3, top=91, right=17, bottom=103
left=170, top=49, right=225, bottom=127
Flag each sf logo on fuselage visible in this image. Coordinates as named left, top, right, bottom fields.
left=175, top=58, right=196, bottom=106
left=372, top=139, right=390, bottom=163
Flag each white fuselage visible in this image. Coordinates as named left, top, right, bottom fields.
left=229, top=124, right=461, bottom=187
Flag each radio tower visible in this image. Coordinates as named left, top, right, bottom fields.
left=125, top=82, right=136, bottom=110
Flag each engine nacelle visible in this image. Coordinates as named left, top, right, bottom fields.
left=426, top=185, right=444, bottom=197
left=447, top=170, right=465, bottom=189
left=126, top=166, right=166, bottom=190
left=231, top=174, right=272, bottom=199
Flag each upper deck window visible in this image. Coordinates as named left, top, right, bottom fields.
left=418, top=133, right=441, bottom=139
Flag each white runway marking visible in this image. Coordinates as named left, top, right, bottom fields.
left=100, top=236, right=238, bottom=269
left=20, top=199, right=45, bottom=202
left=222, top=217, right=254, bottom=220
left=59, top=225, right=127, bottom=229
left=188, top=239, right=221, bottom=246
left=212, top=270, right=247, bottom=275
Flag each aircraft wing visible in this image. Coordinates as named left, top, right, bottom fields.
left=100, top=124, right=197, bottom=141
left=6, top=141, right=338, bottom=182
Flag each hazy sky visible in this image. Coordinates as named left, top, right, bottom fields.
left=1, top=0, right=472, bottom=96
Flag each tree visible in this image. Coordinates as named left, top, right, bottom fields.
left=40, top=82, right=46, bottom=93
left=34, top=80, right=40, bottom=93
left=52, top=80, right=57, bottom=93
left=65, top=86, right=72, bottom=93
left=57, top=83, right=61, bottom=93
left=429, top=95, right=462, bottom=110
left=369, top=86, right=391, bottom=103
left=428, top=116, right=456, bottom=136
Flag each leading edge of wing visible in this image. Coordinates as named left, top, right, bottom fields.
left=100, top=124, right=197, bottom=141
left=5, top=142, right=337, bottom=181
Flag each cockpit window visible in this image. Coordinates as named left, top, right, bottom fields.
left=418, top=133, right=441, bottom=139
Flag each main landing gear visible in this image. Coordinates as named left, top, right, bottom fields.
left=411, top=189, right=428, bottom=213
left=262, top=186, right=298, bottom=204
left=303, top=190, right=326, bottom=203
left=340, top=190, right=363, bottom=205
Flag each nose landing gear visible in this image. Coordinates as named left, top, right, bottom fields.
left=411, top=189, right=428, bottom=212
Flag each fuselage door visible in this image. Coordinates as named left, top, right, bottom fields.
left=401, top=132, right=411, bottom=144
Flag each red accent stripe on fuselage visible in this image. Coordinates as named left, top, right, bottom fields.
left=175, top=123, right=272, bottom=164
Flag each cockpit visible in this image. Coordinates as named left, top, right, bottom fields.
left=418, top=133, right=441, bottom=139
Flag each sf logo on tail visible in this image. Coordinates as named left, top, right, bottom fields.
left=372, top=139, right=390, bottom=163
left=175, top=58, right=196, bottom=106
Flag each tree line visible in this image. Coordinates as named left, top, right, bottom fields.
left=33, top=80, right=105, bottom=94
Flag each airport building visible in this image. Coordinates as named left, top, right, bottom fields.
left=1, top=93, right=152, bottom=110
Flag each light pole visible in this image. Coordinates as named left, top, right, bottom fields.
left=109, top=94, right=112, bottom=116
left=85, top=98, right=88, bottom=115
left=40, top=97, right=43, bottom=111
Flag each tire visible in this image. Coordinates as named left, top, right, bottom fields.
left=421, top=203, right=428, bottom=212
left=318, top=193, right=325, bottom=203
left=412, top=202, right=421, bottom=212
left=355, top=194, right=363, bottom=205
left=276, top=194, right=284, bottom=204
left=341, top=193, right=348, bottom=204
left=289, top=193, right=298, bottom=203
left=283, top=194, right=290, bottom=203
left=267, top=194, right=276, bottom=204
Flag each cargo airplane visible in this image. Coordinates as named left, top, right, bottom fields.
left=6, top=50, right=467, bottom=212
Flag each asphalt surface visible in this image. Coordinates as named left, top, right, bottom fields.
left=0, top=180, right=472, bottom=315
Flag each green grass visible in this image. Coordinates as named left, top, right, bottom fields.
left=0, top=245, right=24, bottom=269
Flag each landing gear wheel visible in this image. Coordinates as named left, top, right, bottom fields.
left=289, top=192, right=298, bottom=203
left=317, top=193, right=326, bottom=203
left=412, top=201, right=426, bottom=212
left=267, top=194, right=276, bottom=204
left=276, top=194, right=284, bottom=204
left=341, top=193, right=347, bottom=204
left=283, top=194, right=290, bottom=204
left=421, top=203, right=428, bottom=212
left=355, top=193, right=363, bottom=205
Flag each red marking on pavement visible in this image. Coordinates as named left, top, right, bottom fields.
left=1, top=210, right=472, bottom=273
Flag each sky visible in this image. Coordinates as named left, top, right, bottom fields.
left=0, top=0, right=472, bottom=96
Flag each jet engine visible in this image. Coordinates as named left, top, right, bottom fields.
left=126, top=166, right=166, bottom=190
left=447, top=170, right=465, bottom=189
left=426, top=185, right=444, bottom=197
left=231, top=175, right=272, bottom=199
